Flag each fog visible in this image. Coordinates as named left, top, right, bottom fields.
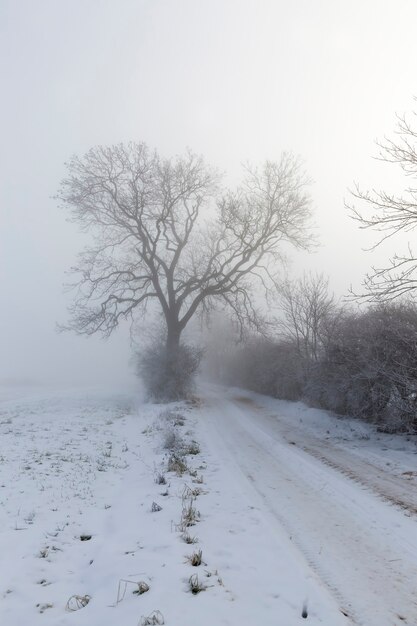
left=2, top=0, right=417, bottom=386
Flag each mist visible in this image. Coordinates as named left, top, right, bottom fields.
left=2, top=0, right=417, bottom=386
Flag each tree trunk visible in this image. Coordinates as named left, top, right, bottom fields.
left=163, top=319, right=182, bottom=399
left=166, top=322, right=181, bottom=358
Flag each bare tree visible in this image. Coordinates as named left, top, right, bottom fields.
left=58, top=143, right=313, bottom=390
left=276, top=273, right=338, bottom=364
left=349, top=108, right=417, bottom=300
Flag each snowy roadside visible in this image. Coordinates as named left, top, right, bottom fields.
left=199, top=387, right=417, bottom=626
left=223, top=386, right=417, bottom=479
left=0, top=385, right=349, bottom=625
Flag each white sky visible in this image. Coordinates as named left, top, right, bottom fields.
left=2, top=0, right=417, bottom=384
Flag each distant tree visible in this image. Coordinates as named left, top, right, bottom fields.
left=349, top=107, right=417, bottom=300
left=58, top=143, right=313, bottom=397
left=276, top=273, right=338, bottom=365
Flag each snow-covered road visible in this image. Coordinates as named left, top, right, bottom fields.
left=199, top=390, right=417, bottom=626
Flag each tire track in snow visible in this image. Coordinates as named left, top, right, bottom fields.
left=235, top=396, right=417, bottom=517
left=204, top=394, right=417, bottom=626
left=244, top=469, right=357, bottom=625
left=297, top=446, right=417, bottom=516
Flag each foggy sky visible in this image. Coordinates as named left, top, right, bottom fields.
left=2, top=0, right=417, bottom=385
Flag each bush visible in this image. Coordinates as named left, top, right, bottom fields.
left=225, top=337, right=304, bottom=401
left=306, top=302, right=417, bottom=431
left=224, top=301, right=417, bottom=433
left=137, top=342, right=203, bottom=402
left=162, top=429, right=184, bottom=452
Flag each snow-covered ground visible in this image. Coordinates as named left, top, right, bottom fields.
left=0, top=384, right=416, bottom=625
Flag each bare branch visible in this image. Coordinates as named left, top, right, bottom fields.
left=348, top=106, right=417, bottom=300
left=59, top=143, right=313, bottom=347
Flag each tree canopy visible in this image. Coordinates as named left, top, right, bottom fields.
left=59, top=143, right=313, bottom=353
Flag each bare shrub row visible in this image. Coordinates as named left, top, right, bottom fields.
left=226, top=300, right=417, bottom=433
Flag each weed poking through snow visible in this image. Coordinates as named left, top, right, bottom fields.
left=186, top=549, right=204, bottom=566
left=167, top=453, right=188, bottom=475
left=66, top=594, right=91, bottom=611
left=133, top=581, right=150, bottom=596
left=181, top=531, right=198, bottom=544
left=188, top=574, right=206, bottom=594
left=182, top=484, right=203, bottom=499
left=139, top=609, right=164, bottom=625
left=183, top=440, right=200, bottom=455
left=116, top=579, right=150, bottom=604
left=155, top=472, right=166, bottom=485
left=180, top=498, right=200, bottom=528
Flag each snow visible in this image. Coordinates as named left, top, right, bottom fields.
left=205, top=387, right=417, bottom=625
left=231, top=387, right=417, bottom=472
left=0, top=383, right=416, bottom=625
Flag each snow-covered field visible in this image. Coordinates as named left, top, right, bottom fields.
left=0, top=384, right=416, bottom=625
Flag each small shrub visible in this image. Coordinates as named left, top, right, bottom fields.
left=188, top=574, right=206, bottom=594
left=160, top=410, right=185, bottom=426
left=97, top=459, right=108, bottom=472
left=167, top=453, right=188, bottom=475
left=186, top=549, right=204, bottom=566
left=182, top=484, right=202, bottom=499
left=133, top=581, right=150, bottom=595
left=183, top=440, right=200, bottom=456
left=180, top=499, right=200, bottom=528
left=162, top=429, right=184, bottom=452
left=151, top=501, right=162, bottom=512
left=103, top=442, right=112, bottom=457
left=137, top=341, right=203, bottom=402
left=155, top=472, right=166, bottom=485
